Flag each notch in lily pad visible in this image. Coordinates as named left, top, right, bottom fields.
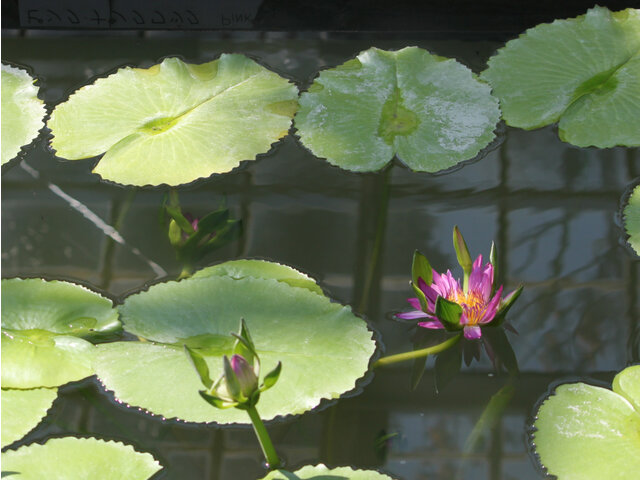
left=48, top=55, right=299, bottom=186
left=295, top=46, right=500, bottom=173
left=481, top=6, right=640, bottom=147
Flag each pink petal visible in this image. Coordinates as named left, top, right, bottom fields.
left=407, top=297, right=422, bottom=310
left=472, top=254, right=483, bottom=269
left=464, top=325, right=482, bottom=339
left=418, top=320, right=445, bottom=330
left=479, top=285, right=504, bottom=323
left=396, top=310, right=430, bottom=320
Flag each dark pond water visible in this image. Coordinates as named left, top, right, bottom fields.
left=2, top=29, right=639, bottom=480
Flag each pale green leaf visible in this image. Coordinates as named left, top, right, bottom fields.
left=1, top=437, right=162, bottom=479
left=260, top=464, right=395, bottom=479
left=48, top=55, right=298, bottom=186
left=612, top=364, right=640, bottom=413
left=623, top=184, right=640, bottom=256
left=533, top=366, right=640, bottom=480
left=94, top=265, right=376, bottom=424
left=1, top=329, right=95, bottom=388
left=1, top=278, right=121, bottom=337
left=295, top=47, right=500, bottom=172
left=1, top=64, right=45, bottom=165
left=482, top=6, right=640, bottom=147
left=1, top=387, right=57, bottom=448
left=191, top=259, right=323, bottom=295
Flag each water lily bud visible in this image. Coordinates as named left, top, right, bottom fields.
left=230, top=354, right=259, bottom=398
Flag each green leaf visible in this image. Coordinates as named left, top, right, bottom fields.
left=623, top=184, right=640, bottom=256
left=481, top=7, right=640, bottom=147
left=260, top=361, right=282, bottom=391
left=1, top=278, right=121, bottom=338
left=612, top=364, right=640, bottom=412
left=191, top=259, right=324, bottom=295
left=260, top=464, right=396, bottom=479
left=48, top=55, right=299, bottom=186
left=412, top=250, right=432, bottom=286
left=1, top=64, right=45, bottom=165
left=1, top=437, right=162, bottom=479
left=434, top=297, right=463, bottom=329
left=183, top=345, right=213, bottom=389
left=1, top=388, right=57, bottom=448
left=2, top=329, right=95, bottom=388
left=295, top=47, right=500, bottom=172
left=490, top=285, right=524, bottom=326
left=533, top=366, right=640, bottom=480
left=94, top=262, right=375, bottom=424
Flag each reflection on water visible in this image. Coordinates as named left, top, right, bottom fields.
left=2, top=31, right=639, bottom=479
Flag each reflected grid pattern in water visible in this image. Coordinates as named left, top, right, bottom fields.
left=1, top=31, right=639, bottom=480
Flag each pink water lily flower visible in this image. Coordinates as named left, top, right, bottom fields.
left=397, top=255, right=504, bottom=340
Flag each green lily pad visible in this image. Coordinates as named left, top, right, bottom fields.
left=191, top=259, right=323, bottom=295
left=1, top=64, right=46, bottom=166
left=1, top=329, right=95, bottom=388
left=532, top=365, right=640, bottom=480
left=481, top=7, right=640, bottom=147
left=95, top=264, right=376, bottom=423
left=1, top=278, right=121, bottom=337
left=260, top=464, right=395, bottom=479
left=48, top=55, right=299, bottom=186
left=1, top=387, right=57, bottom=448
left=1, top=437, right=162, bottom=479
left=295, top=46, right=500, bottom=172
left=623, top=184, right=640, bottom=255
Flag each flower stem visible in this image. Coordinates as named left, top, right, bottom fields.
left=374, top=333, right=462, bottom=368
left=463, top=270, right=470, bottom=293
left=178, top=263, right=194, bottom=280
left=246, top=404, right=280, bottom=470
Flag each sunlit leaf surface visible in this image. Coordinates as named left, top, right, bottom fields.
left=1, top=64, right=45, bottom=165
left=623, top=184, right=640, bottom=255
left=95, top=260, right=376, bottom=423
left=48, top=56, right=299, bottom=186
left=191, top=259, right=324, bottom=295
left=482, top=7, right=640, bottom=147
left=1, top=388, right=57, bottom=448
left=295, top=47, right=500, bottom=172
left=1, top=437, right=162, bottom=479
left=261, top=464, right=395, bottom=479
left=2, top=278, right=120, bottom=337
left=532, top=365, right=640, bottom=480
left=1, top=278, right=118, bottom=388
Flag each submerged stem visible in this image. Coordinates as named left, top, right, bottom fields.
left=246, top=404, right=281, bottom=470
left=374, top=333, right=462, bottom=368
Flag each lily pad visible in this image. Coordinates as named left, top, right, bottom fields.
left=48, top=55, right=298, bottom=186
left=1, top=437, right=162, bottom=479
left=261, top=464, right=395, bottom=479
left=95, top=263, right=376, bottom=423
left=1, top=64, right=46, bottom=165
left=623, top=184, right=640, bottom=255
left=295, top=46, right=500, bottom=172
left=532, top=365, right=640, bottom=480
left=191, top=259, right=323, bottom=295
left=1, top=329, right=95, bottom=388
left=1, top=387, right=57, bottom=448
left=481, top=7, right=640, bottom=147
left=1, top=278, right=121, bottom=338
